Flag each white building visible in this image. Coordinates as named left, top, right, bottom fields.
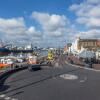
left=25, top=44, right=32, bottom=50
left=96, top=50, right=100, bottom=60
left=70, top=37, right=80, bottom=54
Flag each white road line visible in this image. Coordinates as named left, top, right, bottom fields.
left=12, top=98, right=18, bottom=100
left=60, top=74, right=78, bottom=80
left=0, top=94, right=18, bottom=100
left=79, top=77, right=87, bottom=83
left=4, top=97, right=11, bottom=100
left=0, top=94, right=6, bottom=98
left=80, top=80, right=86, bottom=83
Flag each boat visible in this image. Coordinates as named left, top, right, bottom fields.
left=0, top=40, right=10, bottom=56
left=0, top=48, right=10, bottom=56
left=0, top=57, right=15, bottom=69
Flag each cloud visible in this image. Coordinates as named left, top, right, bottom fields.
left=0, top=17, right=26, bottom=35
left=27, top=26, right=42, bottom=37
left=87, top=0, right=100, bottom=4
left=76, top=29, right=100, bottom=39
left=69, top=0, right=100, bottom=40
left=31, top=12, right=80, bottom=47
left=0, top=12, right=77, bottom=47
left=0, top=17, right=25, bottom=28
left=31, top=12, right=78, bottom=47
left=76, top=17, right=100, bottom=28
left=0, top=17, right=43, bottom=43
left=69, top=0, right=100, bottom=28
left=31, top=12, right=70, bottom=37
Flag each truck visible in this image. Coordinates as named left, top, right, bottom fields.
left=27, top=50, right=55, bottom=71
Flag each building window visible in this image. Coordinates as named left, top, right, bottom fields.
left=93, top=42, right=97, bottom=46
left=95, top=42, right=97, bottom=46
left=85, top=42, right=87, bottom=46
left=91, top=42, right=93, bottom=46
left=87, top=42, right=88, bottom=46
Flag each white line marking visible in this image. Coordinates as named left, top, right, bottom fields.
left=12, top=98, right=18, bottom=100
left=0, top=94, right=18, bottom=100
left=60, top=74, right=78, bottom=80
left=79, top=77, right=87, bottom=83
left=5, top=97, right=11, bottom=100
left=80, top=80, right=85, bottom=83
left=0, top=94, right=6, bottom=98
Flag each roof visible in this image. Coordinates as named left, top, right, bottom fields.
left=79, top=39, right=98, bottom=42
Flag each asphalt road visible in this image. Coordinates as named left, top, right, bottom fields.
left=0, top=55, right=100, bottom=100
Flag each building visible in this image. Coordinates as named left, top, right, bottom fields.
left=63, top=43, right=72, bottom=53
left=71, top=37, right=100, bottom=53
left=77, top=38, right=99, bottom=51
left=96, top=50, right=100, bottom=60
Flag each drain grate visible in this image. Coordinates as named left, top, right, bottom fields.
left=60, top=74, right=78, bottom=80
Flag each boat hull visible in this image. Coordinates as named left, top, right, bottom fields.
left=0, top=48, right=10, bottom=56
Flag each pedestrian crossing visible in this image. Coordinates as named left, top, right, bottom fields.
left=0, top=94, right=18, bottom=100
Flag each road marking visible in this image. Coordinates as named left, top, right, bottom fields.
left=80, top=80, right=85, bottom=83
left=60, top=74, right=78, bottom=80
left=12, top=98, right=18, bottom=100
left=55, top=62, right=59, bottom=67
left=79, top=77, right=87, bottom=83
left=0, top=94, right=18, bottom=100
left=0, top=94, right=6, bottom=98
left=5, top=97, right=11, bottom=100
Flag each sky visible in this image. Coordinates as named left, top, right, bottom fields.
left=0, top=0, right=100, bottom=47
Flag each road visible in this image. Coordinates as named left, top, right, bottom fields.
left=0, top=55, right=100, bottom=100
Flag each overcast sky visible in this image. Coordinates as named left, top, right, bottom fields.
left=0, top=0, right=100, bottom=47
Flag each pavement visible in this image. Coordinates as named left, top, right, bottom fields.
left=66, top=55, right=85, bottom=66
left=0, top=55, right=100, bottom=100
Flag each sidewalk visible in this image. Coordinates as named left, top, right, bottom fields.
left=66, top=55, right=100, bottom=70
left=66, top=55, right=85, bottom=66
left=92, top=64, right=100, bottom=70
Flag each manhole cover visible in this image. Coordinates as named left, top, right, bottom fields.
left=60, top=74, right=78, bottom=80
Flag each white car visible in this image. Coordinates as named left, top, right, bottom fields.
left=17, top=58, right=23, bottom=63
left=6, top=59, right=15, bottom=64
